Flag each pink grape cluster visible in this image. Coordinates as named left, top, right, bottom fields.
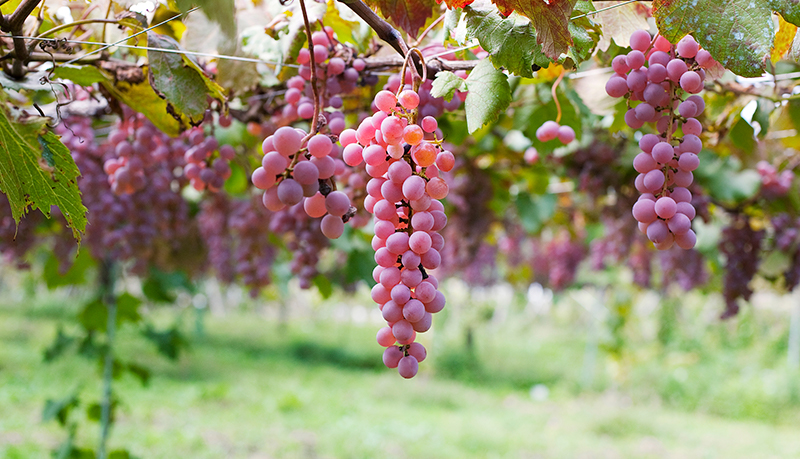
left=606, top=30, right=717, bottom=250
left=757, top=161, right=794, bottom=198
left=284, top=28, right=363, bottom=134
left=182, top=128, right=235, bottom=192
left=252, top=126, right=354, bottom=239
left=340, top=87, right=451, bottom=378
left=535, top=121, right=575, bottom=145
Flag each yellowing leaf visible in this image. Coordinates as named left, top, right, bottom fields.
left=772, top=16, right=798, bottom=64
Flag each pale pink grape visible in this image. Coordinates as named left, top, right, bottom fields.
left=536, top=121, right=560, bottom=142
left=397, top=355, right=418, bottom=378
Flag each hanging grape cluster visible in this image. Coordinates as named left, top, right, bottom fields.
left=606, top=30, right=717, bottom=250
left=337, top=58, right=452, bottom=378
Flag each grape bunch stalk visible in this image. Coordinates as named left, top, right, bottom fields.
left=606, top=30, right=717, bottom=250
left=342, top=51, right=451, bottom=378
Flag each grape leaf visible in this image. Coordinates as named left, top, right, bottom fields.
left=773, top=16, right=798, bottom=63
left=464, top=59, right=512, bottom=133
left=362, top=0, right=439, bottom=37
left=653, top=0, right=800, bottom=77
left=593, top=1, right=651, bottom=51
left=430, top=71, right=467, bottom=101
left=174, top=0, right=236, bottom=38
left=0, top=109, right=86, bottom=241
left=147, top=33, right=227, bottom=127
left=55, top=63, right=186, bottom=135
left=491, top=0, right=578, bottom=59
left=52, top=64, right=107, bottom=86
left=462, top=5, right=551, bottom=78
left=565, top=1, right=600, bottom=64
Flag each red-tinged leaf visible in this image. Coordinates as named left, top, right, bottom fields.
left=363, top=0, right=439, bottom=37
left=437, top=0, right=475, bottom=8
left=492, top=0, right=578, bottom=59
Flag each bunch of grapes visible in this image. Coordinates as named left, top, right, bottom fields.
left=282, top=27, right=365, bottom=134
left=252, top=126, right=355, bottom=239
left=269, top=203, right=331, bottom=289
left=607, top=30, right=717, bottom=250
left=197, top=194, right=278, bottom=295
left=658, top=246, right=709, bottom=290
left=439, top=157, right=497, bottom=286
left=771, top=213, right=800, bottom=291
left=342, top=83, right=452, bottom=378
left=757, top=161, right=794, bottom=198
left=719, top=215, right=764, bottom=318
left=530, top=232, right=587, bottom=290
left=182, top=128, right=235, bottom=192
left=102, top=112, right=233, bottom=194
left=56, top=113, right=196, bottom=274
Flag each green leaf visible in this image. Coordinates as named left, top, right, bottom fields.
left=43, top=248, right=95, bottom=290
left=312, top=274, right=333, bottom=299
left=142, top=324, right=188, bottom=360
left=43, top=326, right=76, bottom=362
left=464, top=59, right=512, bottom=134
left=141, top=268, right=193, bottom=303
left=462, top=5, right=551, bottom=78
left=42, top=392, right=79, bottom=426
left=147, top=33, right=227, bottom=127
left=729, top=115, right=757, bottom=155
left=175, top=0, right=236, bottom=38
left=430, top=71, right=467, bottom=101
left=694, top=151, right=761, bottom=203
left=126, top=363, right=151, bottom=386
left=514, top=193, right=557, bottom=233
left=0, top=69, right=58, bottom=92
left=0, top=110, right=86, bottom=241
left=52, top=64, right=108, bottom=86
left=565, top=1, right=600, bottom=65
left=78, top=293, right=142, bottom=332
left=653, top=0, right=800, bottom=77
left=491, top=0, right=579, bottom=59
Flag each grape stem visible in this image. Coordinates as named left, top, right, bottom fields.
left=298, top=0, right=321, bottom=141
left=552, top=68, right=565, bottom=124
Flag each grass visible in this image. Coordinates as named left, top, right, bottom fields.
left=2, top=285, right=800, bottom=458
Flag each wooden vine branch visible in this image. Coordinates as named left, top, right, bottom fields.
left=336, top=0, right=426, bottom=78
left=2, top=0, right=44, bottom=78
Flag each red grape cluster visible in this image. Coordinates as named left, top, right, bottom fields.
left=182, top=128, right=235, bottom=192
left=757, top=161, right=794, bottom=198
left=342, top=85, right=451, bottom=378
left=252, top=126, right=354, bottom=239
left=198, top=194, right=278, bottom=296
left=284, top=28, right=363, bottom=134
left=607, top=30, right=717, bottom=250
left=719, top=216, right=764, bottom=318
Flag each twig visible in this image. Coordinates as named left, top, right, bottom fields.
left=336, top=0, right=424, bottom=77
left=299, top=0, right=321, bottom=139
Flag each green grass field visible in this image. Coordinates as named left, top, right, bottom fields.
left=2, top=285, right=800, bottom=458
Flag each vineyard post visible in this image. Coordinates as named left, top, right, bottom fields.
left=98, top=258, right=117, bottom=459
